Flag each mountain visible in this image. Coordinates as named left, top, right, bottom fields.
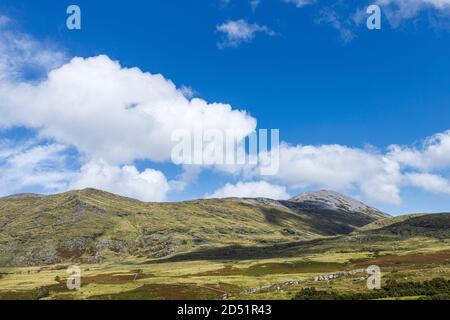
left=1, top=190, right=449, bottom=301
left=355, top=212, right=450, bottom=239
left=0, top=188, right=387, bottom=267
left=289, top=190, right=388, bottom=219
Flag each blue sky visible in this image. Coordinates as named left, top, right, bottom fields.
left=0, top=0, right=450, bottom=215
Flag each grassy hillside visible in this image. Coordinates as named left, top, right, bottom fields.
left=152, top=211, right=450, bottom=263
left=0, top=188, right=381, bottom=267
left=1, top=189, right=448, bottom=300
left=286, top=212, right=450, bottom=258
left=360, top=213, right=450, bottom=239
left=357, top=214, right=429, bottom=232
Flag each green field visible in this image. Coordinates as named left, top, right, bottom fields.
left=0, top=189, right=449, bottom=300
left=1, top=233, right=449, bottom=300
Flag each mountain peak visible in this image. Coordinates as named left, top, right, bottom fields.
left=289, top=190, right=389, bottom=218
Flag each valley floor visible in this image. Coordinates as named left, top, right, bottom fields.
left=1, top=236, right=449, bottom=300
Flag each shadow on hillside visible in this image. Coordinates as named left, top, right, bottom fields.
left=372, top=213, right=450, bottom=238
left=142, top=238, right=330, bottom=264
left=253, top=200, right=375, bottom=237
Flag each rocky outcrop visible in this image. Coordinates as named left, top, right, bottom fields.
left=314, top=269, right=366, bottom=282
left=240, top=280, right=304, bottom=295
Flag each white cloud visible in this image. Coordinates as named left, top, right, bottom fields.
left=252, top=130, right=450, bottom=205
left=262, top=143, right=402, bottom=204
left=70, top=159, right=169, bottom=202
left=0, top=141, right=73, bottom=196
left=0, top=55, right=256, bottom=165
left=217, top=19, right=275, bottom=47
left=375, top=0, right=450, bottom=26
left=377, top=0, right=450, bottom=12
left=2, top=14, right=450, bottom=206
left=207, top=181, right=290, bottom=199
left=169, top=165, right=202, bottom=192
left=0, top=17, right=255, bottom=201
left=0, top=138, right=170, bottom=201
left=285, top=0, right=450, bottom=38
left=0, top=19, right=66, bottom=81
left=405, top=172, right=450, bottom=195
left=283, top=0, right=450, bottom=14
left=388, top=130, right=450, bottom=171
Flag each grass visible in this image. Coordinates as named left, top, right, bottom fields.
left=293, top=278, right=450, bottom=300
left=190, top=261, right=344, bottom=277
left=1, top=240, right=449, bottom=300
left=0, top=189, right=449, bottom=300
left=1, top=189, right=380, bottom=267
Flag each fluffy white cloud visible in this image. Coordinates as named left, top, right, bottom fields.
left=388, top=131, right=450, bottom=171
left=0, top=55, right=256, bottom=165
left=0, top=138, right=170, bottom=201
left=2, top=14, right=450, bottom=206
left=217, top=19, right=275, bottom=47
left=263, top=143, right=402, bottom=204
left=70, top=160, right=169, bottom=202
left=0, top=19, right=255, bottom=201
left=405, top=172, right=450, bottom=195
left=207, top=181, right=290, bottom=199
left=252, top=129, right=450, bottom=205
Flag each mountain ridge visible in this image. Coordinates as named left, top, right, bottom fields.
left=0, top=188, right=387, bottom=267
left=2, top=188, right=389, bottom=220
left=289, top=190, right=389, bottom=219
